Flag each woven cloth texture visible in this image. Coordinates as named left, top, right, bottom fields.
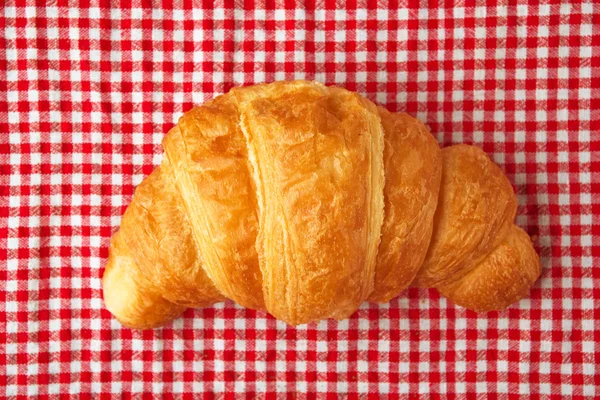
left=1, top=1, right=598, bottom=398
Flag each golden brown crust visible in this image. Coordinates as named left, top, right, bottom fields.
left=369, top=109, right=442, bottom=303
left=162, top=93, right=264, bottom=311
left=118, top=158, right=224, bottom=308
left=102, top=80, right=541, bottom=328
left=437, top=225, right=541, bottom=312
left=102, top=231, right=185, bottom=329
left=234, top=81, right=385, bottom=325
left=412, top=144, right=518, bottom=288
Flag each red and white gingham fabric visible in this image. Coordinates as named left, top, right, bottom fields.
left=1, top=1, right=598, bottom=398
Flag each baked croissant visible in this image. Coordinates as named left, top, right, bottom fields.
left=103, top=81, right=541, bottom=328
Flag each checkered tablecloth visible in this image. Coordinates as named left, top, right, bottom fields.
left=2, top=1, right=598, bottom=398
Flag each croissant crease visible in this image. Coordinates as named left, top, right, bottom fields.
left=102, top=81, right=541, bottom=328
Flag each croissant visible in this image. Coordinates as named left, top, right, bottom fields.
left=103, top=81, right=541, bottom=328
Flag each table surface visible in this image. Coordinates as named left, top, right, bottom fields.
left=1, top=1, right=598, bottom=398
